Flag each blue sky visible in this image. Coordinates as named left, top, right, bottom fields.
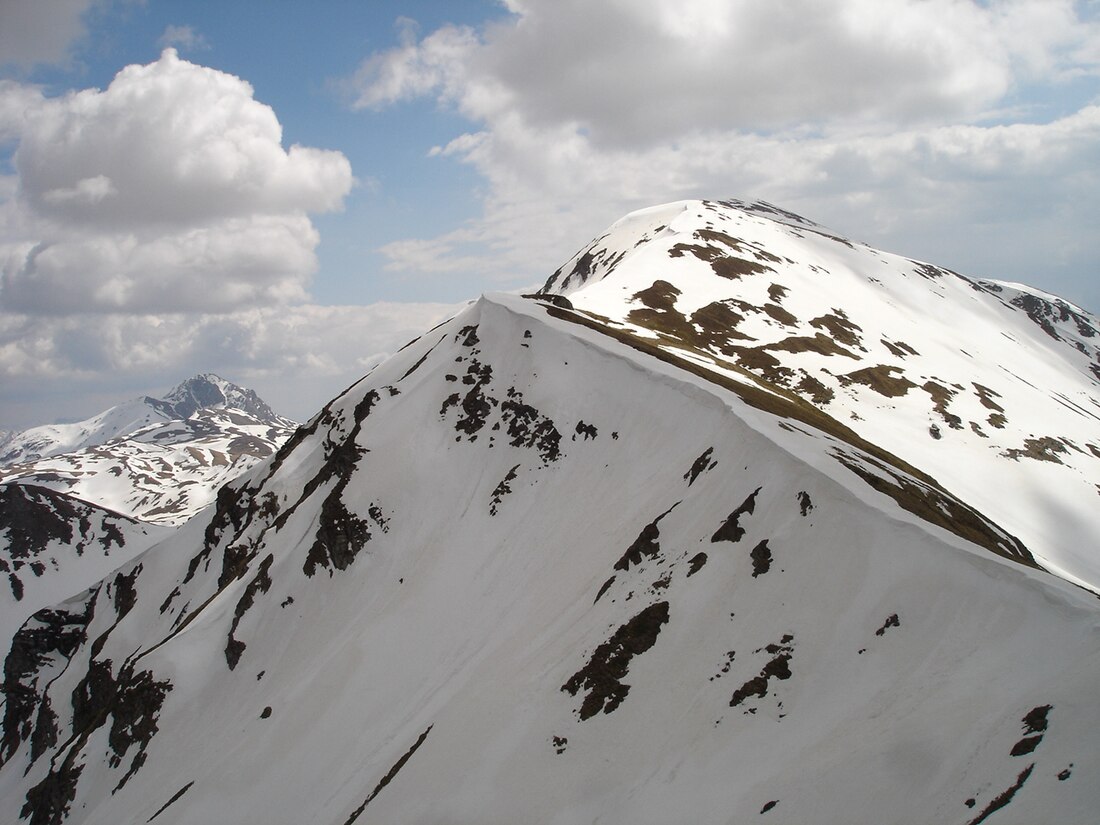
left=1, top=1, right=1098, bottom=428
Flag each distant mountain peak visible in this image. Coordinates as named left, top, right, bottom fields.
left=152, top=373, right=285, bottom=425
left=0, top=374, right=291, bottom=468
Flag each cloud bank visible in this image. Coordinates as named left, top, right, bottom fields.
left=350, top=0, right=1100, bottom=311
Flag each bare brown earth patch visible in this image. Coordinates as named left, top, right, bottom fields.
left=809, top=310, right=864, bottom=350
left=922, top=380, right=964, bottom=429
left=841, top=365, right=917, bottom=397
left=1002, top=436, right=1070, bottom=464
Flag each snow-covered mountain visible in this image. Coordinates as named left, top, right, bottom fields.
left=1, top=201, right=1098, bottom=825
left=0, top=375, right=297, bottom=525
left=0, top=374, right=292, bottom=468
left=542, top=199, right=1100, bottom=591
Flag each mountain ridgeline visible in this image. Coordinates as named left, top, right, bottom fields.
left=0, top=200, right=1097, bottom=824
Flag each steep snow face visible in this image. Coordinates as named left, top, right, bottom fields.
left=542, top=199, right=1100, bottom=591
left=0, top=485, right=168, bottom=645
left=0, top=374, right=293, bottom=467
left=1, top=294, right=1097, bottom=825
left=0, top=380, right=297, bottom=526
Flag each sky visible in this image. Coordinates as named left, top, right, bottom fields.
left=0, top=0, right=1098, bottom=429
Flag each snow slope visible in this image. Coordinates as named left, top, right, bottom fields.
left=1, top=268, right=1097, bottom=825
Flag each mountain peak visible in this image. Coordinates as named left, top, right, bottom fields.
left=154, top=373, right=284, bottom=425
left=538, top=197, right=1100, bottom=590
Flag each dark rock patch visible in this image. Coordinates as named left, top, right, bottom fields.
left=615, top=504, right=679, bottom=571
left=762, top=303, right=798, bottom=326
left=489, top=464, right=521, bottom=517
left=342, top=725, right=434, bottom=825
left=797, top=491, right=813, bottom=516
left=794, top=373, right=834, bottom=404
left=500, top=391, right=562, bottom=464
left=226, top=554, right=274, bottom=669
left=967, top=764, right=1034, bottom=825
left=147, top=781, right=195, bottom=822
left=750, top=540, right=772, bottom=577
left=684, top=447, right=717, bottom=486
left=730, top=635, right=794, bottom=709
left=973, top=383, right=1005, bottom=413
left=19, top=654, right=173, bottom=820
left=1009, top=292, right=1099, bottom=342
left=455, top=324, right=480, bottom=347
left=881, top=339, right=919, bottom=358
left=875, top=614, right=900, bottom=636
left=668, top=239, right=775, bottom=280
left=303, top=492, right=386, bottom=579
left=594, top=576, right=616, bottom=604
left=686, top=553, right=708, bottom=577
left=631, top=279, right=680, bottom=312
left=21, top=762, right=84, bottom=825
left=2, top=602, right=93, bottom=764
left=1009, top=705, right=1051, bottom=756
left=574, top=421, right=598, bottom=441
left=711, top=488, right=762, bottom=544
left=710, top=650, right=736, bottom=680
left=0, top=485, right=133, bottom=567
left=769, top=333, right=860, bottom=359
left=562, top=601, right=670, bottom=720
left=1010, top=735, right=1042, bottom=756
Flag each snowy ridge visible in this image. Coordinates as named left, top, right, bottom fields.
left=1, top=271, right=1098, bottom=824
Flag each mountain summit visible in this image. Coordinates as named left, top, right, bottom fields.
left=1, top=201, right=1098, bottom=825
left=542, top=199, right=1100, bottom=590
left=0, top=374, right=297, bottom=526
left=0, top=374, right=292, bottom=468
left=152, top=374, right=285, bottom=425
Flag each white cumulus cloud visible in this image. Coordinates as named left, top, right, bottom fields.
left=0, top=49, right=353, bottom=315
